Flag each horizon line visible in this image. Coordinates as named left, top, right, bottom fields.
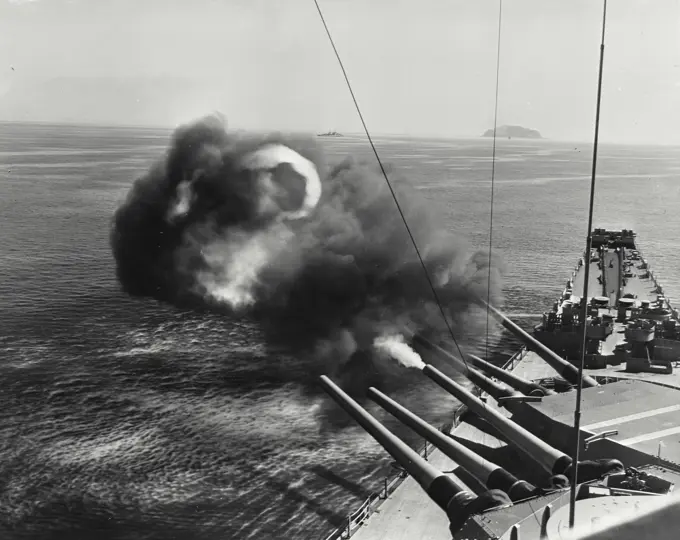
left=1, top=118, right=677, bottom=148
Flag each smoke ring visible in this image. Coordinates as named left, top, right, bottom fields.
left=239, top=144, right=322, bottom=220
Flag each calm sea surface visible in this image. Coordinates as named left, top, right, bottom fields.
left=1, top=122, right=679, bottom=539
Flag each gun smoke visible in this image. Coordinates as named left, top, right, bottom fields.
left=110, top=116, right=502, bottom=390
left=373, top=334, right=425, bottom=370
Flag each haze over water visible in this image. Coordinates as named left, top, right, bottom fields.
left=2, top=0, right=680, bottom=145
left=1, top=122, right=680, bottom=539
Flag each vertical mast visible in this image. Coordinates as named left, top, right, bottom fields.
left=568, top=0, right=608, bottom=529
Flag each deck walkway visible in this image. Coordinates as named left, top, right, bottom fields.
left=571, top=260, right=604, bottom=300
left=602, top=250, right=620, bottom=303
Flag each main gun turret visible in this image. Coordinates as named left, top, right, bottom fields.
left=421, top=365, right=623, bottom=483
left=480, top=300, right=599, bottom=388
left=467, top=354, right=556, bottom=397
left=319, top=375, right=512, bottom=535
left=412, top=335, right=524, bottom=405
left=368, top=386, right=538, bottom=501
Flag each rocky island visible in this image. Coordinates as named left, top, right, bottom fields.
left=482, top=125, right=542, bottom=139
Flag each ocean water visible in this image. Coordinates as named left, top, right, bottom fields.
left=1, top=122, right=680, bottom=540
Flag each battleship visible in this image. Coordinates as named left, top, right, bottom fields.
left=312, top=0, right=680, bottom=538
left=319, top=229, right=680, bottom=539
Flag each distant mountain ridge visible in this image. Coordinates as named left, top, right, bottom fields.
left=482, top=125, right=542, bottom=139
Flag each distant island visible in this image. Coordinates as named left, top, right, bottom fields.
left=482, top=125, right=542, bottom=139
left=317, top=130, right=343, bottom=137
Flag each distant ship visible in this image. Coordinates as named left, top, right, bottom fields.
left=317, top=130, right=343, bottom=137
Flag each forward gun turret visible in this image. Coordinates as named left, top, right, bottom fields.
left=421, top=365, right=623, bottom=483
left=481, top=301, right=599, bottom=388
left=467, top=354, right=556, bottom=397
left=368, top=386, right=538, bottom=501
left=412, top=335, right=524, bottom=405
left=319, top=375, right=512, bottom=534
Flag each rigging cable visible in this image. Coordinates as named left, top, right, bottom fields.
left=569, top=0, right=608, bottom=529
left=313, top=0, right=467, bottom=365
left=485, top=0, right=503, bottom=363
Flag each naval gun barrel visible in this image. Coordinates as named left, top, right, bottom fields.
left=412, top=335, right=522, bottom=404
left=368, top=386, right=537, bottom=501
left=480, top=301, right=599, bottom=388
left=467, top=354, right=556, bottom=397
left=422, top=365, right=573, bottom=477
left=319, top=376, right=451, bottom=494
left=319, top=375, right=512, bottom=532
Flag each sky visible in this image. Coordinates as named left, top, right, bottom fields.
left=0, top=0, right=679, bottom=144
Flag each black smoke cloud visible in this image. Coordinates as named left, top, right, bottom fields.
left=110, top=116, right=502, bottom=390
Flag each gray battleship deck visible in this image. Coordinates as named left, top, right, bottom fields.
left=349, top=240, right=680, bottom=540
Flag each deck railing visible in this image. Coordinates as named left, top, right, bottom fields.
left=506, top=345, right=529, bottom=371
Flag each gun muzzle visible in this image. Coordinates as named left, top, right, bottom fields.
left=422, top=365, right=573, bottom=477
left=319, top=375, right=511, bottom=532
left=368, top=387, right=536, bottom=501
left=481, top=301, right=599, bottom=388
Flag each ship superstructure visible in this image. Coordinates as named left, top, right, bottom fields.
left=534, top=229, right=679, bottom=375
